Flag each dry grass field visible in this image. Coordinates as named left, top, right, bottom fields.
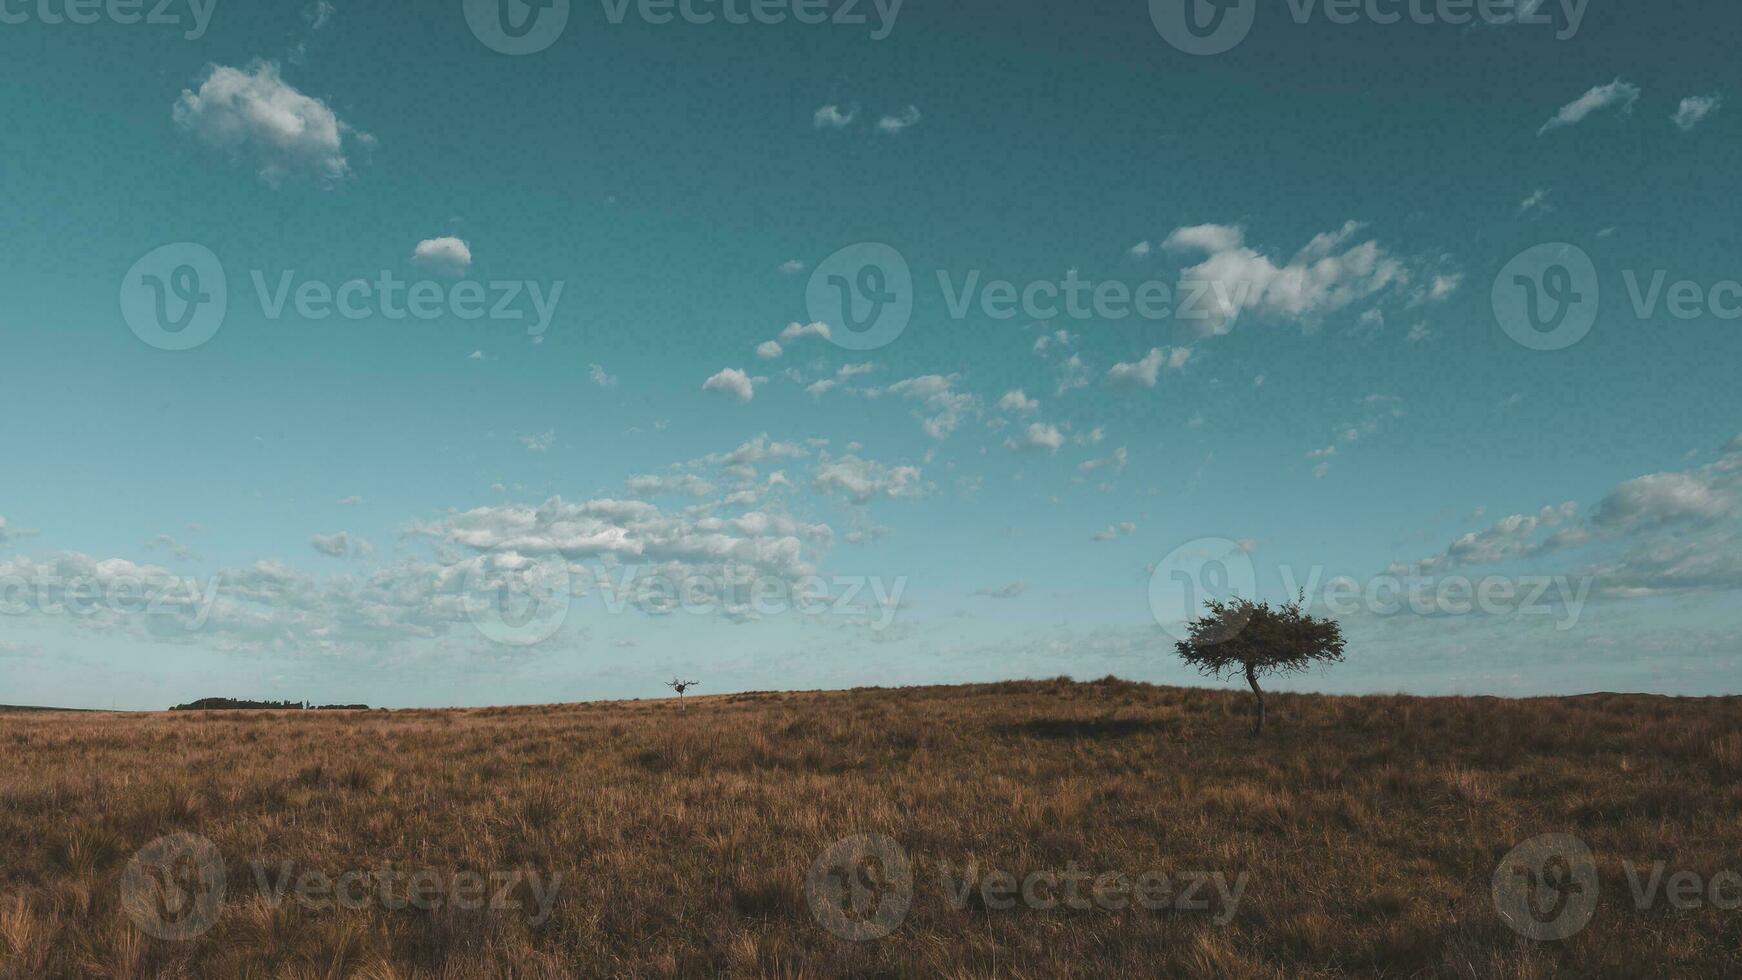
left=2, top=678, right=1740, bottom=978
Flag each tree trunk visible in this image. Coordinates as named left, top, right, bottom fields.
left=1244, top=664, right=1265, bottom=736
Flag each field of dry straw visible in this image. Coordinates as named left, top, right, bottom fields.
left=2, top=678, right=1740, bottom=977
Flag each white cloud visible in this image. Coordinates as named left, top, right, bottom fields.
left=702, top=368, right=758, bottom=402
left=303, top=0, right=334, bottom=29
left=518, top=430, right=556, bottom=452
left=1091, top=522, right=1137, bottom=542
left=887, top=374, right=979, bottom=440
left=1004, top=423, right=1064, bottom=455
left=1079, top=447, right=1128, bottom=474
left=589, top=363, right=619, bottom=388
left=778, top=259, right=806, bottom=274
left=173, top=60, right=370, bottom=186
left=1538, top=78, right=1641, bottom=136
left=1163, top=221, right=1408, bottom=333
left=998, top=389, right=1040, bottom=415
left=1673, top=94, right=1723, bottom=132
left=1518, top=188, right=1550, bottom=215
left=625, top=473, right=716, bottom=499
left=813, top=455, right=928, bottom=504
left=805, top=379, right=837, bottom=397
left=1106, top=347, right=1188, bottom=388
left=813, top=104, right=856, bottom=129
left=412, top=236, right=472, bottom=275
left=876, top=105, right=921, bottom=135
left=778, top=321, right=831, bottom=344
left=1128, top=241, right=1152, bottom=259
left=756, top=340, right=783, bottom=360
left=973, top=582, right=1028, bottom=599
left=310, top=531, right=368, bottom=558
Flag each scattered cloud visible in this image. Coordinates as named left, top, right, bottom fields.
left=518, top=430, right=556, bottom=453
left=1106, top=347, right=1189, bottom=388
left=702, top=368, right=758, bottom=402
left=876, top=105, right=921, bottom=135
left=1672, top=93, right=1723, bottom=132
left=1091, top=521, right=1137, bottom=542
left=1538, top=78, right=1640, bottom=136
left=997, top=389, right=1040, bottom=415
left=589, top=363, right=618, bottom=388
left=173, top=60, right=371, bottom=186
left=411, top=236, right=472, bottom=275
left=1162, top=221, right=1411, bottom=334
left=813, top=104, right=856, bottom=129
left=812, top=454, right=929, bottom=504
left=1004, top=422, right=1064, bottom=454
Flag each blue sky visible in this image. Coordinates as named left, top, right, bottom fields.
left=2, top=0, right=1739, bottom=709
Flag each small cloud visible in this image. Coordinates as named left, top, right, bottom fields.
left=311, top=531, right=369, bottom=558
left=876, top=105, right=921, bottom=135
left=1538, top=78, right=1641, bottom=136
left=973, top=582, right=1029, bottom=599
left=997, top=389, right=1040, bottom=415
left=779, top=321, right=831, bottom=344
left=1004, top=422, right=1064, bottom=454
left=1407, top=323, right=1431, bottom=343
left=336, top=495, right=363, bottom=505
left=1079, top=447, right=1128, bottom=474
left=173, top=60, right=370, bottom=186
left=813, top=104, right=856, bottom=129
left=589, top=363, right=618, bottom=388
left=1091, top=521, right=1137, bottom=542
left=412, top=236, right=472, bottom=275
left=1127, top=241, right=1152, bottom=259
left=756, top=340, right=783, bottom=360
left=302, top=0, right=334, bottom=29
left=1517, top=188, right=1551, bottom=215
left=703, top=368, right=758, bottom=402
left=518, top=430, right=556, bottom=452
left=1672, top=93, right=1723, bottom=132
left=777, top=259, right=806, bottom=274
left=467, top=350, right=487, bottom=361
left=1106, top=347, right=1188, bottom=388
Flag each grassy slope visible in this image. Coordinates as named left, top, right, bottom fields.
left=1, top=679, right=1739, bottom=977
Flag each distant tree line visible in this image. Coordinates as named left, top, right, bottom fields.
left=169, top=698, right=371, bottom=711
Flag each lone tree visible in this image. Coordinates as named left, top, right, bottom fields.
left=667, top=678, right=699, bottom=711
left=1174, top=594, right=1344, bottom=736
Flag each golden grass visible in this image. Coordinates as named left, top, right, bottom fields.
left=2, top=678, right=1740, bottom=977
